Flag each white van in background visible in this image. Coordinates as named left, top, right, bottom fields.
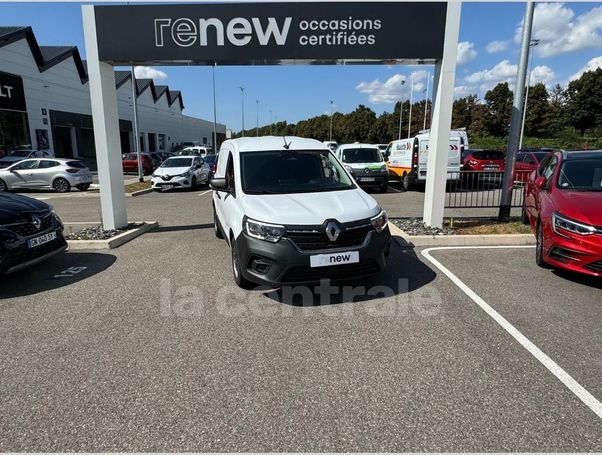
left=386, top=129, right=467, bottom=191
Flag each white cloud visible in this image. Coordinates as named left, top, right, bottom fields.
left=355, top=70, right=430, bottom=104
left=457, top=41, right=477, bottom=65
left=569, top=55, right=602, bottom=81
left=486, top=40, right=510, bottom=54
left=515, top=3, right=602, bottom=58
left=134, top=66, right=168, bottom=81
left=464, top=59, right=518, bottom=92
left=454, top=86, right=475, bottom=98
left=529, top=65, right=555, bottom=85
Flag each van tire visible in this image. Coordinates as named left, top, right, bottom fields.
left=231, top=235, right=253, bottom=289
left=402, top=173, right=412, bottom=191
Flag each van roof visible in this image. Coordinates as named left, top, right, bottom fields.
left=224, top=136, right=327, bottom=153
left=338, top=143, right=379, bottom=150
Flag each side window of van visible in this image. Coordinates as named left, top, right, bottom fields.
left=225, top=153, right=235, bottom=195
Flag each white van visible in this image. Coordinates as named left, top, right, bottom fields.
left=323, top=141, right=339, bottom=153
left=211, top=136, right=391, bottom=288
left=338, top=143, right=389, bottom=192
left=386, top=129, right=466, bottom=190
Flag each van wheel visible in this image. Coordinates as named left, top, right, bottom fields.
left=53, top=178, right=71, bottom=193
left=402, top=173, right=411, bottom=191
left=213, top=207, right=224, bottom=239
left=535, top=222, right=550, bottom=268
left=231, top=235, right=253, bottom=289
left=380, top=184, right=388, bottom=193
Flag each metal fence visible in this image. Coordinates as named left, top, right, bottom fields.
left=444, top=170, right=532, bottom=208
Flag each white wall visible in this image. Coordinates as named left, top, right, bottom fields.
left=0, top=36, right=226, bottom=156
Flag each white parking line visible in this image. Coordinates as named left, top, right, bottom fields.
left=421, top=245, right=602, bottom=420
left=198, top=190, right=212, bottom=196
left=388, top=186, right=403, bottom=193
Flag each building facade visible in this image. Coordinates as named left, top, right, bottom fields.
left=0, top=26, right=226, bottom=169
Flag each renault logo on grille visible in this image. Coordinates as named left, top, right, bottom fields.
left=325, top=221, right=341, bottom=242
left=30, top=215, right=42, bottom=229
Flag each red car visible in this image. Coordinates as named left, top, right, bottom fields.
left=523, top=149, right=602, bottom=277
left=515, top=148, right=556, bottom=182
left=122, top=153, right=155, bottom=175
left=463, top=149, right=505, bottom=171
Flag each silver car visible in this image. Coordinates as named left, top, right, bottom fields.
left=0, top=158, right=93, bottom=193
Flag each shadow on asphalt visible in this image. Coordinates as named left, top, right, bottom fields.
left=0, top=252, right=116, bottom=300
left=553, top=269, right=602, bottom=290
left=151, top=223, right=213, bottom=233
left=264, top=239, right=436, bottom=306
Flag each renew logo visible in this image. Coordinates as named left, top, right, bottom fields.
left=154, top=17, right=292, bottom=48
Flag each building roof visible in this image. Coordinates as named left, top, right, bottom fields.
left=0, top=25, right=186, bottom=110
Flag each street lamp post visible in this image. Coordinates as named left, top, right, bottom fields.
left=256, top=99, right=259, bottom=137
left=329, top=100, right=334, bottom=143
left=519, top=39, right=540, bottom=149
left=398, top=80, right=405, bottom=140
left=212, top=63, right=217, bottom=150
left=269, top=110, right=273, bottom=135
left=423, top=71, right=430, bottom=131
left=407, top=73, right=414, bottom=138
left=238, top=86, right=245, bottom=137
left=130, top=65, right=143, bottom=183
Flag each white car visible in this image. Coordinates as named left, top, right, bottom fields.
left=151, top=155, right=210, bottom=191
left=210, top=136, right=391, bottom=288
left=0, top=158, right=93, bottom=192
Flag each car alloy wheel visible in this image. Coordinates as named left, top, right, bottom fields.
left=53, top=178, right=71, bottom=193
left=0, top=179, right=7, bottom=192
left=535, top=222, right=549, bottom=268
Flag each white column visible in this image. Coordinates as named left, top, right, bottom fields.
left=82, top=5, right=127, bottom=230
left=423, top=1, right=462, bottom=228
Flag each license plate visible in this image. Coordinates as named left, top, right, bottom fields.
left=484, top=166, right=499, bottom=170
left=28, top=231, right=57, bottom=248
left=310, top=251, right=359, bottom=268
left=162, top=185, right=174, bottom=190
left=359, top=177, right=376, bottom=182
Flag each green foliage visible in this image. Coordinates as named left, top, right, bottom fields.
left=484, top=82, right=513, bottom=137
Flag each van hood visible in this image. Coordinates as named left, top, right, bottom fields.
left=0, top=193, right=51, bottom=224
left=153, top=166, right=191, bottom=177
left=240, top=189, right=381, bottom=225
left=553, top=190, right=602, bottom=226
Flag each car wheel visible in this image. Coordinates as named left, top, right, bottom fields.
left=231, top=235, right=253, bottom=289
left=535, top=222, right=550, bottom=268
left=190, top=176, right=197, bottom=189
left=402, top=173, right=411, bottom=191
left=53, top=177, right=71, bottom=193
left=214, top=207, right=224, bottom=239
left=76, top=184, right=90, bottom=191
left=0, top=179, right=7, bottom=192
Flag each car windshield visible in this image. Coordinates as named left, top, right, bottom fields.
left=8, top=150, right=31, bottom=157
left=472, top=150, right=504, bottom=160
left=558, top=158, right=602, bottom=191
left=162, top=158, right=192, bottom=168
left=241, top=150, right=354, bottom=194
left=341, top=148, right=382, bottom=163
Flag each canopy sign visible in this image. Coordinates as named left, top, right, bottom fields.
left=94, top=2, right=447, bottom=65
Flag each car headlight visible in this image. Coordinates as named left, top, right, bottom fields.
left=552, top=212, right=596, bottom=237
left=344, top=165, right=353, bottom=173
left=244, top=217, right=286, bottom=243
left=370, top=210, right=388, bottom=233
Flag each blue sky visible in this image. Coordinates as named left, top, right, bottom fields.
left=1, top=2, right=601, bottom=132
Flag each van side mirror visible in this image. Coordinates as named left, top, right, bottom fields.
left=534, top=176, right=547, bottom=189
left=210, top=177, right=228, bottom=191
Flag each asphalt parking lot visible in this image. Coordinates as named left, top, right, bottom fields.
left=0, top=188, right=600, bottom=451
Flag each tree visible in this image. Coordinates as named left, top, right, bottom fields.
left=524, top=82, right=551, bottom=137
left=565, top=68, right=602, bottom=135
left=546, top=83, right=569, bottom=136
left=484, top=82, right=513, bottom=137
left=452, top=94, right=486, bottom=135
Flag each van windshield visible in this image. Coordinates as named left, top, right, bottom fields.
left=241, top=150, right=355, bottom=194
left=342, top=148, right=382, bottom=163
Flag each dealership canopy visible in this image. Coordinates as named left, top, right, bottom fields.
left=82, top=1, right=461, bottom=229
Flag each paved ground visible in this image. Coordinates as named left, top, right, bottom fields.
left=0, top=188, right=599, bottom=451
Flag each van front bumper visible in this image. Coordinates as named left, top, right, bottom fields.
left=235, top=226, right=392, bottom=287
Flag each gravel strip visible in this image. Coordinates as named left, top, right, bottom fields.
left=391, top=218, right=455, bottom=236
left=65, top=222, right=143, bottom=241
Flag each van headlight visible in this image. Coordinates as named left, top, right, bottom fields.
left=244, top=217, right=286, bottom=243
left=552, top=212, right=596, bottom=237
left=370, top=210, right=388, bottom=233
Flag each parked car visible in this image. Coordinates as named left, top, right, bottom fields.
left=0, top=149, right=54, bottom=168
left=178, top=146, right=213, bottom=157
left=203, top=154, right=218, bottom=179
left=122, top=153, right=155, bottom=175
left=211, top=136, right=391, bottom=288
left=523, top=149, right=602, bottom=277
left=0, top=158, right=93, bottom=193
left=338, top=143, right=388, bottom=192
left=462, top=149, right=505, bottom=171
left=515, top=148, right=557, bottom=182
left=148, top=153, right=164, bottom=168
left=151, top=155, right=211, bottom=191
left=0, top=192, right=67, bottom=274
